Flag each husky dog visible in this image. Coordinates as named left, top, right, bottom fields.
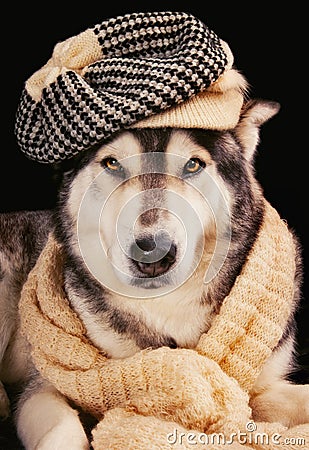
left=0, top=99, right=308, bottom=449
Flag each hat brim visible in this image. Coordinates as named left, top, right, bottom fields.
left=130, top=87, right=244, bottom=131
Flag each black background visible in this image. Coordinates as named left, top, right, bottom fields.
left=3, top=0, right=309, bottom=386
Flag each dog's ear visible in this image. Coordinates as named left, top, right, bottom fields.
left=235, top=99, right=280, bottom=163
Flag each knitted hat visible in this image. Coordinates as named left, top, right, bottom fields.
left=15, top=11, right=248, bottom=163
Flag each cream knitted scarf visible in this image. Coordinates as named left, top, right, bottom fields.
left=19, top=201, right=309, bottom=449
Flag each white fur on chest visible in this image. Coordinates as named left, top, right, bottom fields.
left=70, top=282, right=214, bottom=359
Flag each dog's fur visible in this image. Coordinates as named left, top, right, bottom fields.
left=0, top=99, right=308, bottom=449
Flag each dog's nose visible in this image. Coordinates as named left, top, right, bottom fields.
left=130, top=233, right=177, bottom=277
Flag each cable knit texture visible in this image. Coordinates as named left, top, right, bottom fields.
left=14, top=11, right=247, bottom=163
left=19, top=201, right=309, bottom=449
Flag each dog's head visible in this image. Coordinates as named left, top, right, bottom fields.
left=56, top=99, right=279, bottom=297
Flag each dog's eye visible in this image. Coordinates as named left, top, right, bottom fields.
left=183, top=158, right=206, bottom=176
left=101, top=157, right=123, bottom=173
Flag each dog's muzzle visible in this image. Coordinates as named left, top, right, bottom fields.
left=129, top=231, right=177, bottom=277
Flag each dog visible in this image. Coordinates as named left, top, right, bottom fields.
left=0, top=98, right=308, bottom=449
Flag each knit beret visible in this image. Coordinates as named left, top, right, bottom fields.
left=15, top=11, right=248, bottom=163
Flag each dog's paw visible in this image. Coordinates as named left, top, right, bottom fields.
left=0, top=382, right=10, bottom=419
left=36, top=417, right=90, bottom=450
left=250, top=382, right=309, bottom=427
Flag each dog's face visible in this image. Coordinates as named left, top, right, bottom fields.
left=61, top=100, right=280, bottom=297
left=67, top=128, right=233, bottom=294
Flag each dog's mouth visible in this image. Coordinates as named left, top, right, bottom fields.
left=127, top=232, right=178, bottom=287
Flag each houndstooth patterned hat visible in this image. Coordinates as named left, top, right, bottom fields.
left=15, top=11, right=248, bottom=163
